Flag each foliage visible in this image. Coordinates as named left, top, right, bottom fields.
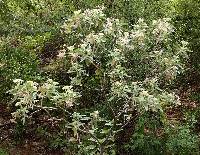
left=172, top=0, right=200, bottom=71
left=0, top=148, right=8, bottom=155
left=6, top=7, right=191, bottom=154
left=125, top=112, right=164, bottom=155
left=60, top=7, right=186, bottom=111
left=126, top=119, right=199, bottom=155
left=9, top=79, right=80, bottom=124
left=166, top=125, right=199, bottom=154
left=1, top=0, right=200, bottom=154
left=0, top=0, right=75, bottom=100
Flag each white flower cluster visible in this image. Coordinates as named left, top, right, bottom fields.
left=116, top=19, right=148, bottom=48
left=131, top=18, right=148, bottom=45
left=61, top=7, right=105, bottom=34
left=82, top=6, right=105, bottom=24
left=110, top=80, right=178, bottom=112
left=10, top=79, right=80, bottom=124
left=61, top=11, right=81, bottom=33
left=117, top=32, right=131, bottom=48
left=152, top=18, right=173, bottom=41
left=85, top=32, right=105, bottom=45
left=137, top=90, right=160, bottom=112
left=103, top=18, right=121, bottom=35
left=60, top=7, right=186, bottom=113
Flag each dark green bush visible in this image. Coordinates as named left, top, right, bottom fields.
left=173, top=0, right=200, bottom=71
left=166, top=125, right=199, bottom=154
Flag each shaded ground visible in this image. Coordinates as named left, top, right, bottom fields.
left=0, top=104, right=65, bottom=155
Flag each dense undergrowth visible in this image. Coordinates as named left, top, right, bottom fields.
left=0, top=0, right=200, bottom=154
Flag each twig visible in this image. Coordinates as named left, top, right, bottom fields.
left=34, top=105, right=58, bottom=110
left=29, top=109, right=42, bottom=117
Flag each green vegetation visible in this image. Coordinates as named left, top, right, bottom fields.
left=0, top=148, right=8, bottom=155
left=0, top=0, right=200, bottom=154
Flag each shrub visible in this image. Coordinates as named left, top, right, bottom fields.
left=0, top=0, right=75, bottom=101
left=125, top=112, right=164, bottom=155
left=7, top=7, right=190, bottom=154
left=172, top=0, right=200, bottom=71
left=166, top=125, right=199, bottom=154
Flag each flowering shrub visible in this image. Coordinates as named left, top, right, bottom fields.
left=61, top=6, right=187, bottom=111
left=9, top=7, right=190, bottom=154
left=9, top=79, right=80, bottom=124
